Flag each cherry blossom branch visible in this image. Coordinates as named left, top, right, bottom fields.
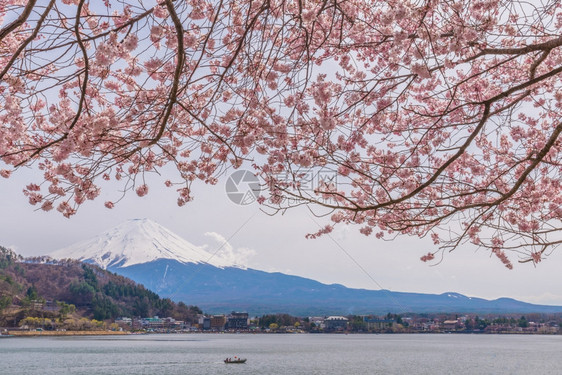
left=0, top=0, right=55, bottom=81
left=0, top=0, right=37, bottom=41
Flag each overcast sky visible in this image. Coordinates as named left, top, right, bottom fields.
left=2, top=165, right=562, bottom=307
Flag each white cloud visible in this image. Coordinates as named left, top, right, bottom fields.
left=203, top=231, right=256, bottom=267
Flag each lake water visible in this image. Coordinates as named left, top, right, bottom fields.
left=1, top=333, right=562, bottom=374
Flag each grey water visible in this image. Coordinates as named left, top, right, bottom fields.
left=1, top=333, right=561, bottom=374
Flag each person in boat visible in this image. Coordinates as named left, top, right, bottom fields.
left=225, top=357, right=246, bottom=363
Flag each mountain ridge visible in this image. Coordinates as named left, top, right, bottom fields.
left=112, top=258, right=562, bottom=316
left=50, top=219, right=562, bottom=316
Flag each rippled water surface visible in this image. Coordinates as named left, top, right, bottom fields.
left=1, top=333, right=562, bottom=374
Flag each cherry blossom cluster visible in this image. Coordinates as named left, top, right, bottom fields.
left=2, top=0, right=562, bottom=266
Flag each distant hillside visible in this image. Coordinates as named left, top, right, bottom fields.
left=114, top=259, right=562, bottom=316
left=49, top=219, right=562, bottom=317
left=0, top=246, right=201, bottom=327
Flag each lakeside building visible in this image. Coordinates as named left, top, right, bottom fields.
left=324, top=316, right=349, bottom=331
left=139, top=316, right=185, bottom=331
left=309, top=317, right=325, bottom=329
left=198, top=316, right=211, bottom=330
left=363, top=318, right=395, bottom=331
left=115, top=317, right=132, bottom=326
left=196, top=312, right=250, bottom=331
left=112, top=313, right=561, bottom=334
left=443, top=319, right=463, bottom=331
left=226, top=312, right=249, bottom=330
left=210, top=315, right=227, bottom=331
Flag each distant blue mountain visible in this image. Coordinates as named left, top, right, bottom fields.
left=52, top=219, right=562, bottom=316
left=110, top=259, right=562, bottom=316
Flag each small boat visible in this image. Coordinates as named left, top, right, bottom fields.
left=224, top=357, right=247, bottom=364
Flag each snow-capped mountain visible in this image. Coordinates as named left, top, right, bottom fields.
left=50, top=218, right=239, bottom=269
left=48, top=219, right=562, bottom=316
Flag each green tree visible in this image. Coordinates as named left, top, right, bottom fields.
left=26, top=285, right=38, bottom=300
left=14, top=264, right=25, bottom=277
left=133, top=296, right=150, bottom=318
left=82, top=265, right=99, bottom=291
left=157, top=298, right=174, bottom=317
left=258, top=314, right=277, bottom=329
left=474, top=316, right=490, bottom=330
left=350, top=316, right=366, bottom=332
left=0, top=295, right=11, bottom=311
left=69, top=281, right=95, bottom=305
left=57, top=301, right=76, bottom=320
left=92, top=295, right=120, bottom=320
left=518, top=316, right=529, bottom=328
left=0, top=247, right=15, bottom=269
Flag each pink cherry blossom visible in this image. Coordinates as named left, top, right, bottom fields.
left=420, top=253, right=435, bottom=262
left=2, top=0, right=562, bottom=267
left=136, top=184, right=149, bottom=197
left=41, top=201, right=53, bottom=212
left=122, top=35, right=138, bottom=52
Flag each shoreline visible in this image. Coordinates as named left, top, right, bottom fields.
left=6, top=330, right=130, bottom=337
left=4, top=329, right=560, bottom=337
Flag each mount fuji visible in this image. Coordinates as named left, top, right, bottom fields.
left=50, top=218, right=239, bottom=269
left=50, top=219, right=562, bottom=316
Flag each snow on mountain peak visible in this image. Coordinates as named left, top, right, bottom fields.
left=50, top=218, right=240, bottom=269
